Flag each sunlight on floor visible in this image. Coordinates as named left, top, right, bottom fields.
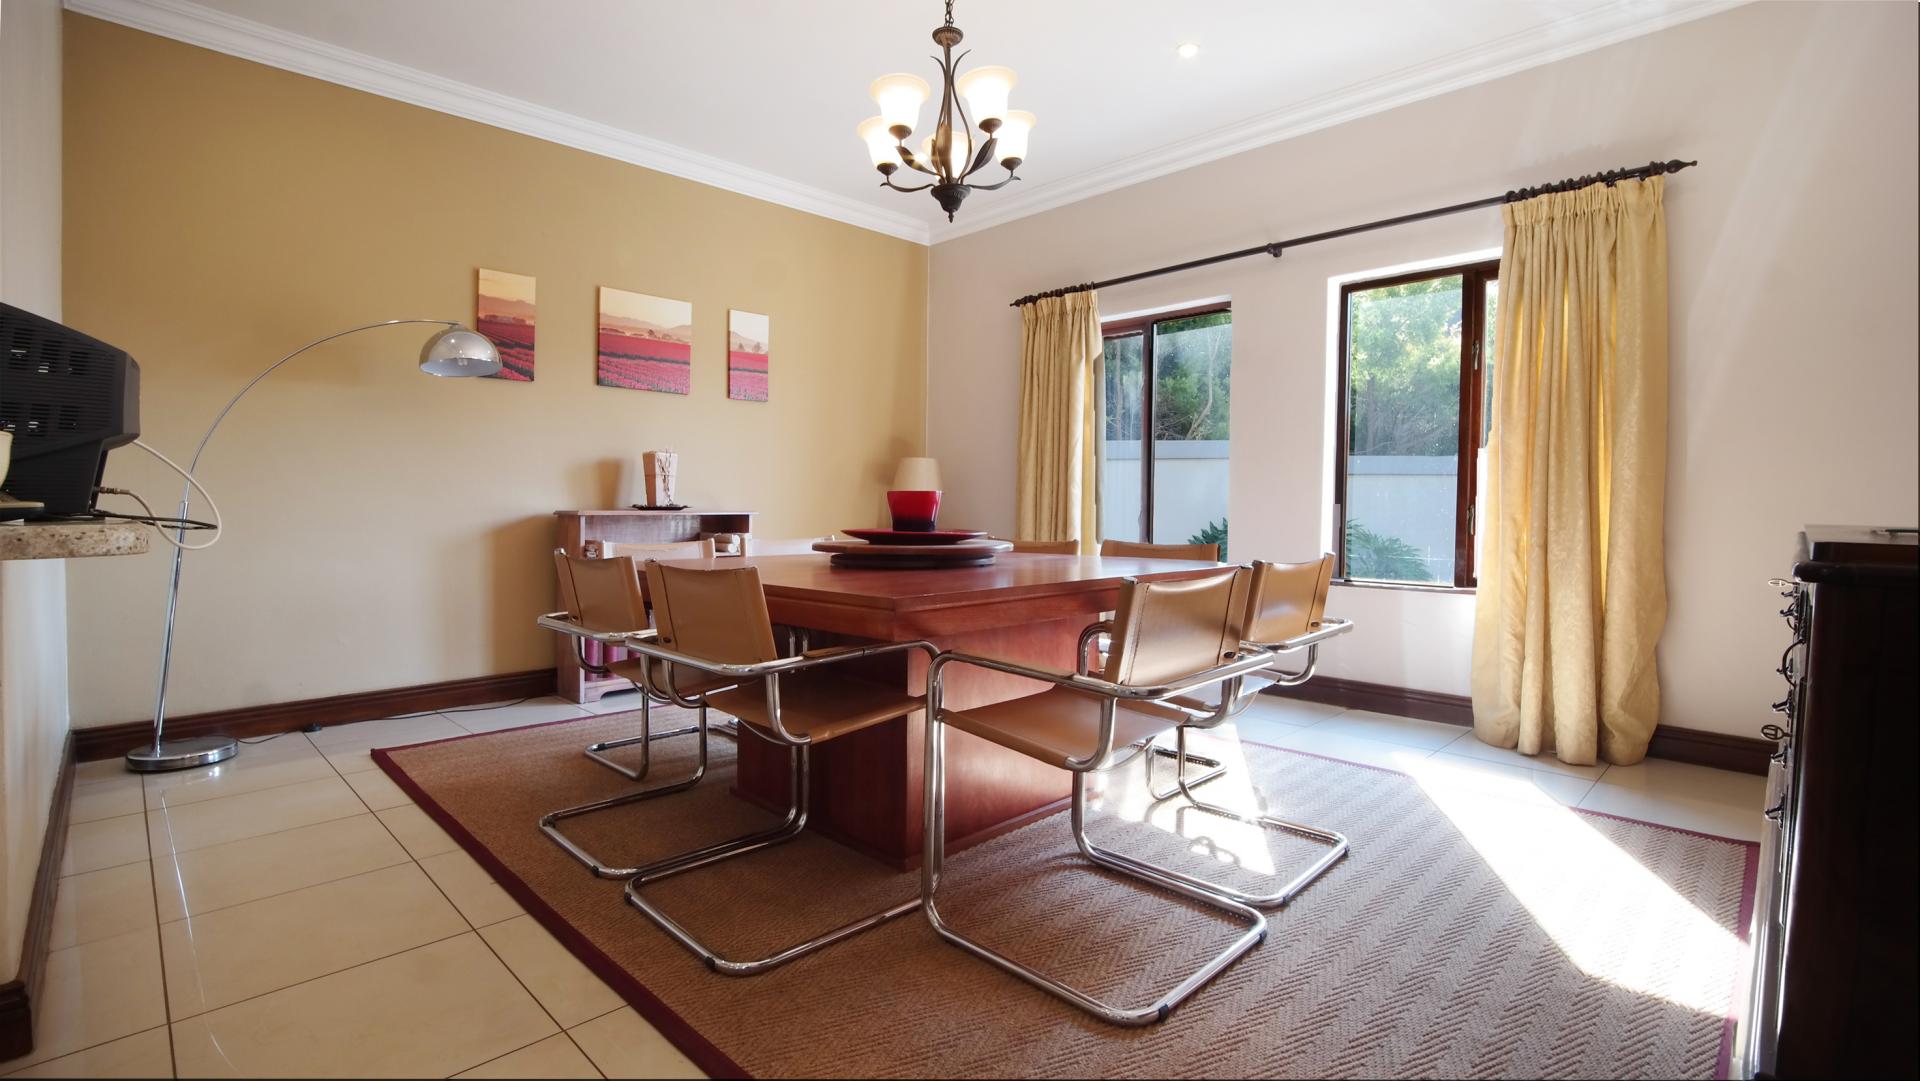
left=1098, top=731, right=1281, bottom=877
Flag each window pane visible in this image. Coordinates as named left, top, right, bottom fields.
left=1100, top=333, right=1144, bottom=543
left=1344, top=276, right=1461, bottom=583
left=1481, top=278, right=1498, bottom=447
left=1149, top=313, right=1231, bottom=555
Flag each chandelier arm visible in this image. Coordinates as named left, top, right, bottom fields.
left=951, top=48, right=976, bottom=180
left=896, top=146, right=941, bottom=177
left=966, top=169, right=1023, bottom=192
left=881, top=176, right=937, bottom=194
left=962, top=134, right=999, bottom=180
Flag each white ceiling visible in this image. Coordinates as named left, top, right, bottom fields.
left=70, top=0, right=1740, bottom=243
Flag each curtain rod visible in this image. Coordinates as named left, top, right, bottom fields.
left=1008, top=158, right=1696, bottom=307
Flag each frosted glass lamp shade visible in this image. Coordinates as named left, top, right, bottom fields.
left=857, top=117, right=898, bottom=169
left=892, top=456, right=942, bottom=491
left=956, top=66, right=1016, bottom=126
left=418, top=327, right=501, bottom=377
left=995, top=110, right=1035, bottom=164
left=870, top=73, right=930, bottom=134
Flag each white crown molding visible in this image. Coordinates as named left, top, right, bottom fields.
left=64, top=0, right=933, bottom=244
left=928, top=0, right=1748, bottom=242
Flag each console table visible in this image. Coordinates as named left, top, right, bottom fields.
left=552, top=509, right=754, bottom=703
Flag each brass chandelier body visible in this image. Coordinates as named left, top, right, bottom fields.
left=860, top=1, right=1033, bottom=221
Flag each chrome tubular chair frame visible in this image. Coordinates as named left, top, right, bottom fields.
left=922, top=646, right=1280, bottom=1025
left=1141, top=617, right=1357, bottom=909
left=615, top=635, right=938, bottom=977
left=1077, top=619, right=1230, bottom=800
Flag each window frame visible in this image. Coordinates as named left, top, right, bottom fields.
left=1333, top=260, right=1498, bottom=591
left=1099, top=301, right=1232, bottom=544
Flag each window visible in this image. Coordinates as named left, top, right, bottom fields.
left=1100, top=305, right=1231, bottom=555
left=1335, top=262, right=1497, bottom=588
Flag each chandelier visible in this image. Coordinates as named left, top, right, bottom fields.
left=857, top=0, right=1035, bottom=222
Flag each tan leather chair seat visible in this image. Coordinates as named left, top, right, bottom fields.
left=711, top=671, right=922, bottom=743
left=606, top=657, right=735, bottom=699
left=941, top=687, right=1180, bottom=770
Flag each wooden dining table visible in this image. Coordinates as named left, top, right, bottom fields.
left=662, top=551, right=1224, bottom=870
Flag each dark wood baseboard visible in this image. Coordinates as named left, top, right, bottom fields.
left=0, top=733, right=77, bottom=1061
left=73, top=669, right=558, bottom=762
left=1261, top=677, right=1771, bottom=775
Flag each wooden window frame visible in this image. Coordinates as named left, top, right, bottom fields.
left=1333, top=260, right=1498, bottom=591
left=1099, top=302, right=1231, bottom=544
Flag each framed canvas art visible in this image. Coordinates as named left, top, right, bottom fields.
left=598, top=287, right=692, bottom=394
left=728, top=309, right=769, bottom=402
left=476, top=268, right=535, bottom=381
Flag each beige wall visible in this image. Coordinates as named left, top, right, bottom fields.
left=62, top=15, right=927, bottom=727
left=929, top=2, right=1919, bottom=737
left=0, top=0, right=69, bottom=978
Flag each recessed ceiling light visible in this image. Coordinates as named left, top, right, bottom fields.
left=1176, top=42, right=1201, bottom=59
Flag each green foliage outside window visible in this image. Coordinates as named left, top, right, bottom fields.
left=1187, top=517, right=1227, bottom=561
left=1344, top=519, right=1433, bottom=582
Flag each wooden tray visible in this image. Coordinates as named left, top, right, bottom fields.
left=812, top=538, right=1013, bottom=568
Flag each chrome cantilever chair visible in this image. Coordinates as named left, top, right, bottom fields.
left=618, top=559, right=934, bottom=976
left=923, top=568, right=1281, bottom=1025
left=541, top=546, right=737, bottom=878
left=1136, top=555, right=1354, bottom=908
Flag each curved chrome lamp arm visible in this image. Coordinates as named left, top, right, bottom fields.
left=137, top=319, right=481, bottom=770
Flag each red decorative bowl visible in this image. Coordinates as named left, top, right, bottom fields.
left=886, top=489, right=941, bottom=531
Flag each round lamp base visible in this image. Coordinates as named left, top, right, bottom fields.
left=125, top=735, right=239, bottom=773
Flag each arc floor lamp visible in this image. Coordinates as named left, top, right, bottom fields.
left=126, top=319, right=500, bottom=773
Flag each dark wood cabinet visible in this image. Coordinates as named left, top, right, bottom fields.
left=1741, top=526, right=1917, bottom=1078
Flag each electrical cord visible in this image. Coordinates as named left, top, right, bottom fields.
left=122, top=438, right=223, bottom=550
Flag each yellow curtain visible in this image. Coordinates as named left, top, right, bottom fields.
left=1015, top=291, right=1102, bottom=553
left=1471, top=178, right=1668, bottom=766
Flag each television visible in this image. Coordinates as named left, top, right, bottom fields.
left=0, top=301, right=141, bottom=517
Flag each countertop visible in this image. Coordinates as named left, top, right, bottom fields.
left=0, top=520, right=151, bottom=561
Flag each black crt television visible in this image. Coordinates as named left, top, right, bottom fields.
left=0, top=301, right=141, bottom=517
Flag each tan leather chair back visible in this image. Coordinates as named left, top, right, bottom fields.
left=1009, top=539, right=1080, bottom=555
left=1099, top=539, right=1220, bottom=562
left=1102, top=568, right=1244, bottom=688
left=600, top=538, right=716, bottom=561
left=1237, top=555, right=1336, bottom=644
left=642, top=561, right=779, bottom=666
left=553, top=550, right=648, bottom=632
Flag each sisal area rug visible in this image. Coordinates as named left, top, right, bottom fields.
left=375, top=708, right=1755, bottom=1080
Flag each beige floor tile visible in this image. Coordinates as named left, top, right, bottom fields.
left=152, top=814, right=409, bottom=922
left=376, top=803, right=459, bottom=859
left=48, top=861, right=156, bottom=952
left=568, top=1007, right=703, bottom=1080
left=342, top=768, right=412, bottom=811
left=160, top=863, right=467, bottom=1020
left=144, top=743, right=333, bottom=812
left=419, top=849, right=524, bottom=928
left=455, top=1033, right=599, bottom=1079
left=1578, top=760, right=1766, bottom=842
left=319, top=748, right=380, bottom=774
left=1258, top=724, right=1438, bottom=773
left=1236, top=694, right=1346, bottom=727
left=447, top=697, right=591, bottom=735
left=1316, top=709, right=1471, bottom=750
left=1433, top=728, right=1612, bottom=780
left=2, top=929, right=166, bottom=1070
left=146, top=777, right=363, bottom=856
left=73, top=758, right=141, bottom=786
left=61, top=814, right=149, bottom=877
left=306, top=714, right=466, bottom=754
left=68, top=781, right=146, bottom=825
left=169, top=934, right=556, bottom=1078
left=478, top=916, right=621, bottom=1027
left=0, top=1025, right=171, bottom=1078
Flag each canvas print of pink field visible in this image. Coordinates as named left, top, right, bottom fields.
left=728, top=309, right=769, bottom=402
left=598, top=287, right=692, bottom=394
left=476, top=268, right=535, bottom=381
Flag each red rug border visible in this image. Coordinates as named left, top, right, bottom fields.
left=375, top=713, right=1760, bottom=1081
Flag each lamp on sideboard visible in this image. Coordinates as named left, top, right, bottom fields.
left=887, top=456, right=942, bottom=532
left=127, top=320, right=500, bottom=773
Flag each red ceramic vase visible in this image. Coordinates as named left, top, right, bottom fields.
left=886, top=489, right=941, bottom=532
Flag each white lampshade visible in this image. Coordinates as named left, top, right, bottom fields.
left=995, top=110, right=1035, bottom=164
left=869, top=73, right=930, bottom=134
left=956, top=65, right=1016, bottom=126
left=857, top=116, right=897, bottom=169
left=918, top=135, right=968, bottom=176
left=418, top=327, right=501, bottom=377
left=892, top=456, right=942, bottom=491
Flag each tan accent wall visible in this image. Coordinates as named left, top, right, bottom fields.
left=61, top=15, right=927, bottom=727
left=928, top=1, right=1919, bottom=737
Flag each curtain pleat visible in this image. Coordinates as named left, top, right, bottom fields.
left=1471, top=178, right=1668, bottom=766
left=1015, top=292, right=1102, bottom=553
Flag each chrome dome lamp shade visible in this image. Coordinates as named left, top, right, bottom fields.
left=419, top=327, right=502, bottom=377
